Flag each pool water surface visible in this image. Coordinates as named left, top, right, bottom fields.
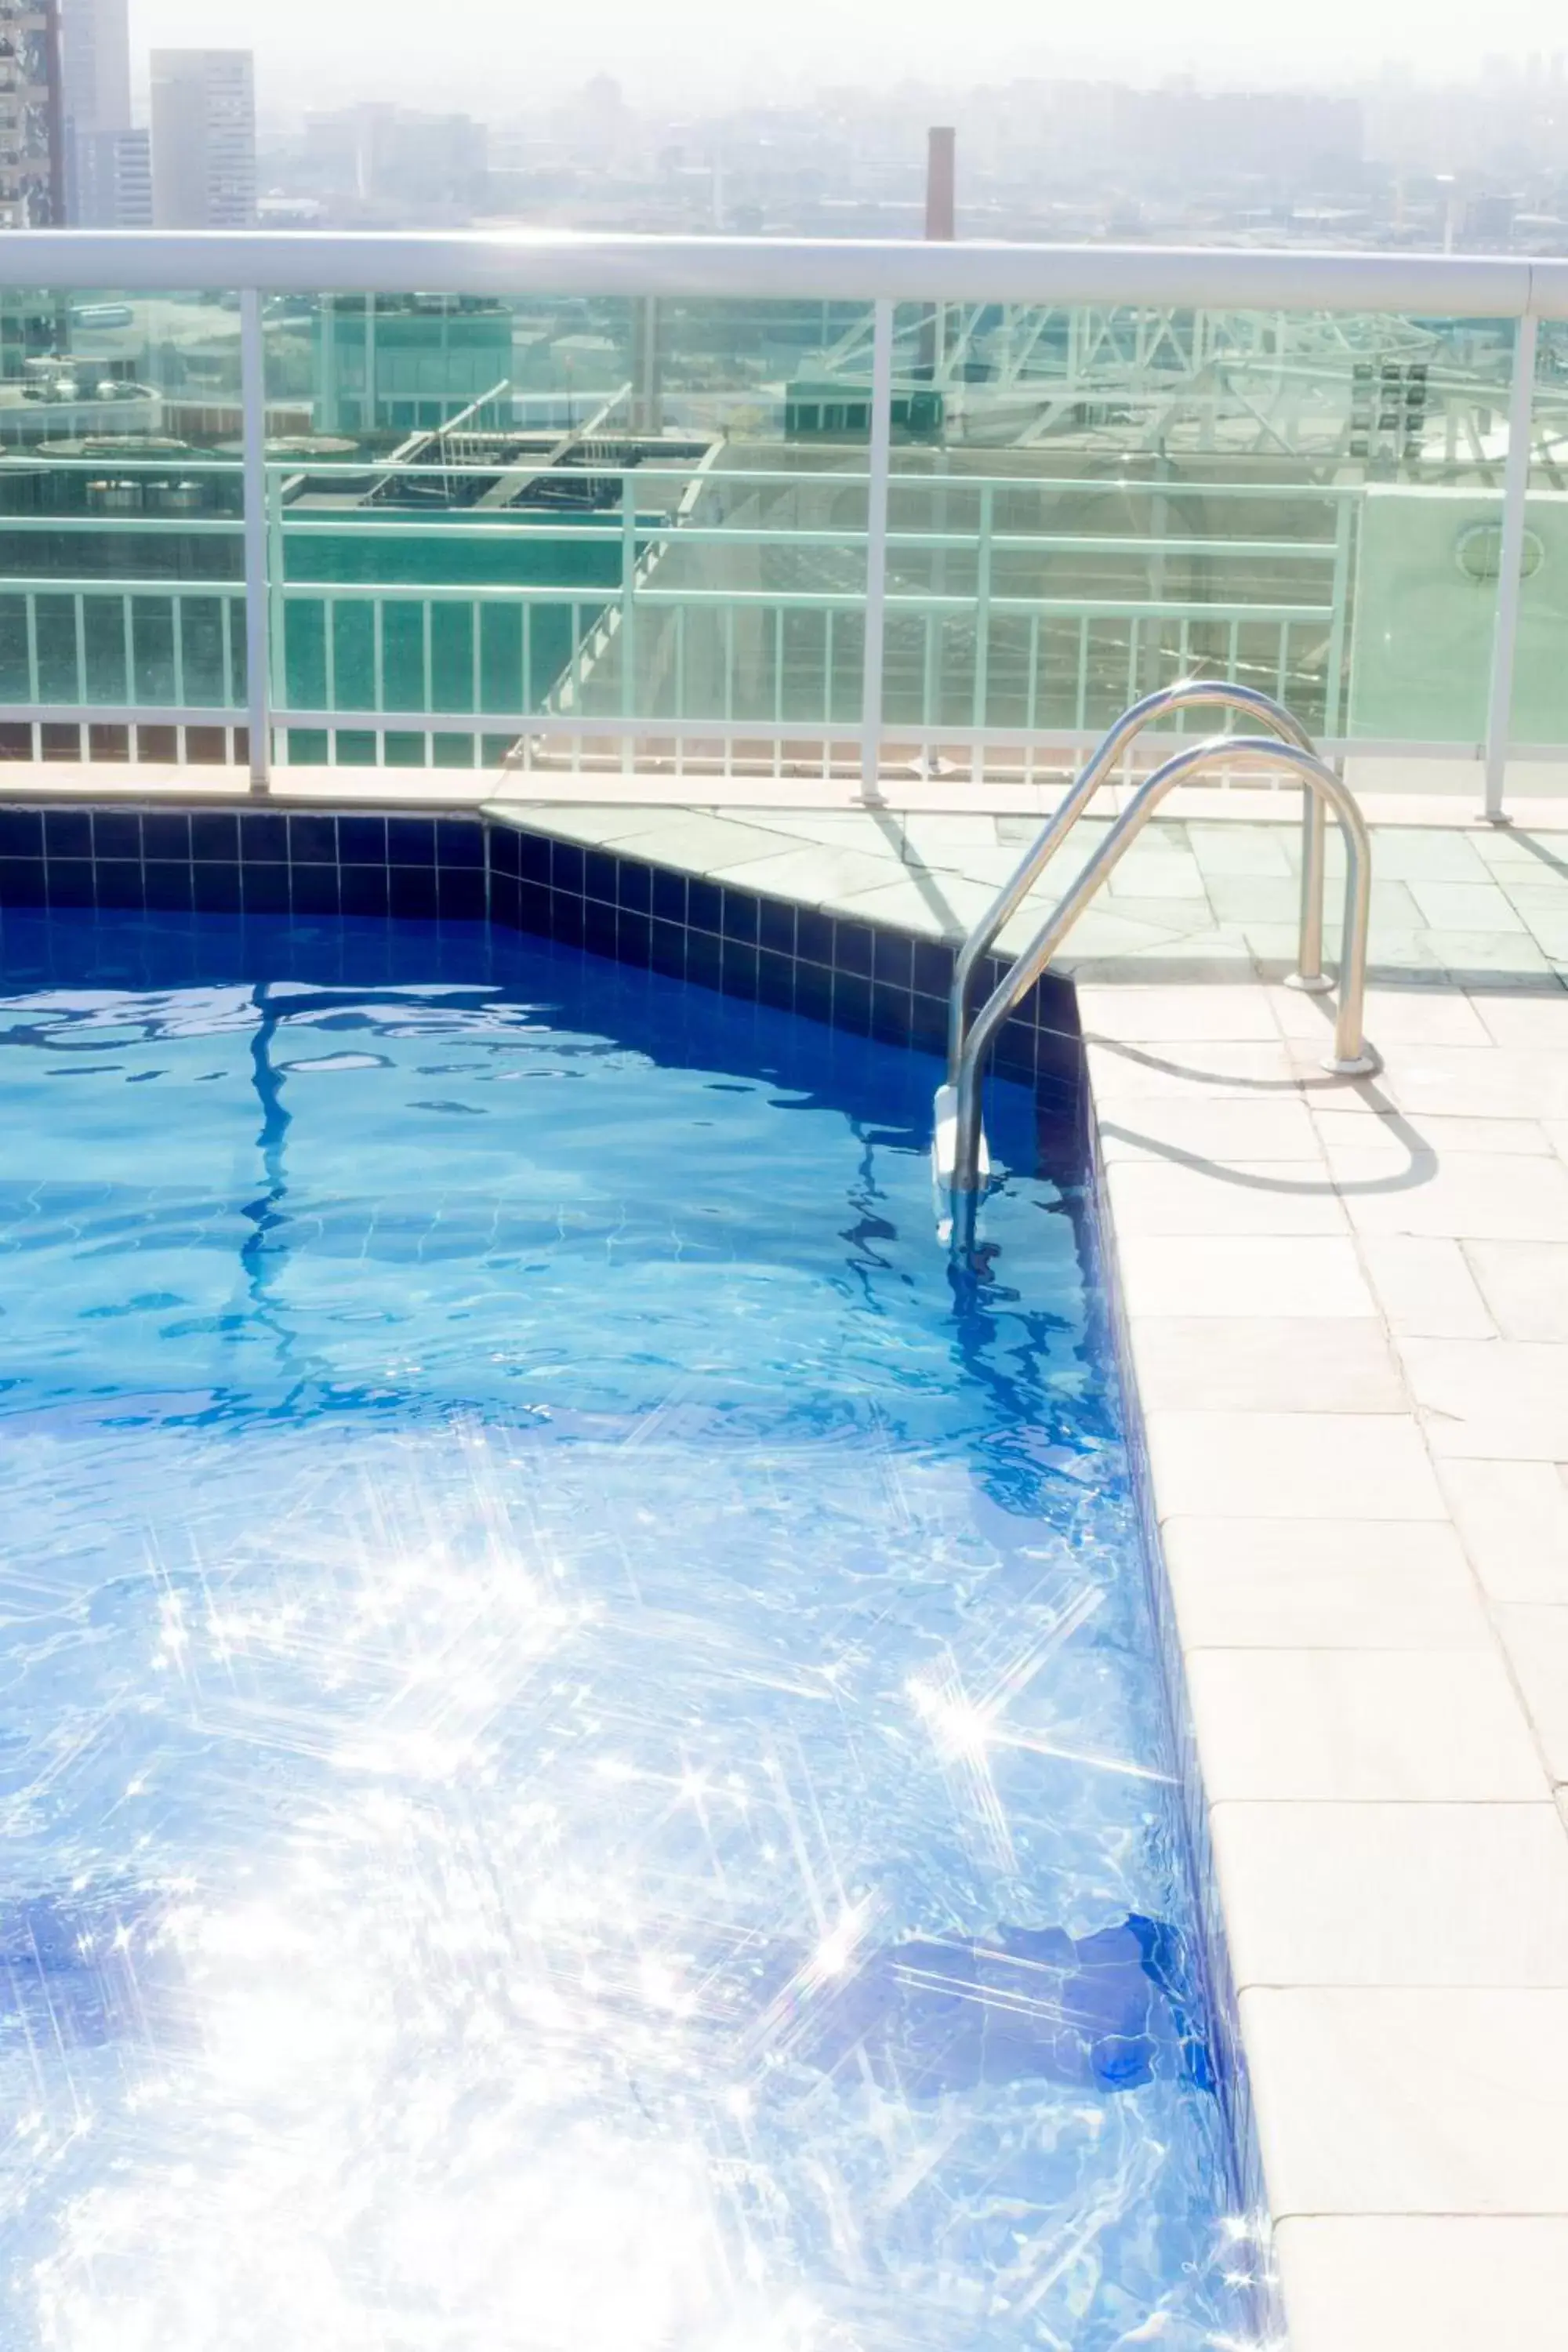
left=0, top=909, right=1256, bottom=2351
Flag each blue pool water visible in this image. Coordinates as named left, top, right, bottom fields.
left=0, top=909, right=1257, bottom=2350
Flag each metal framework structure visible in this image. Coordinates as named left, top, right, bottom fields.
left=817, top=299, right=1466, bottom=465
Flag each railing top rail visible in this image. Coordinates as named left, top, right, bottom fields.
left=2, top=231, right=1567, bottom=318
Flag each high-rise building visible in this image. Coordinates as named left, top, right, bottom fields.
left=60, top=0, right=129, bottom=156
left=0, top=0, right=66, bottom=228
left=151, top=49, right=256, bottom=230
left=60, top=0, right=148, bottom=225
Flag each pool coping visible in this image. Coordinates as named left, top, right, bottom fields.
left=6, top=791, right=1568, bottom=2352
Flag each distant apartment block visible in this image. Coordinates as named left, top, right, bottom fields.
left=151, top=48, right=256, bottom=229
left=60, top=0, right=149, bottom=224
left=301, top=103, right=490, bottom=219
left=0, top=0, right=65, bottom=227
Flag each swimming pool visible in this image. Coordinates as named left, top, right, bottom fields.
left=0, top=907, right=1256, bottom=2350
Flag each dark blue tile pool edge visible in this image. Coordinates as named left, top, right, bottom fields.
left=1081, top=1117, right=1284, bottom=2342
left=0, top=804, right=493, bottom=930
left=0, top=805, right=1083, bottom=1076
left=487, top=818, right=1083, bottom=1072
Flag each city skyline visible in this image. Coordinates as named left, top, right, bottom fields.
left=122, top=0, right=1568, bottom=115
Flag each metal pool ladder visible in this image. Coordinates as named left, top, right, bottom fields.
left=934, top=681, right=1380, bottom=1201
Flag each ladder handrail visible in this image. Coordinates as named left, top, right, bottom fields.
left=946, top=733, right=1378, bottom=1197
left=946, top=678, right=1324, bottom=1088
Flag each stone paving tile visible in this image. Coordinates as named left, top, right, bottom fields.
left=1106, top=1156, right=1346, bottom=1236
left=1472, top=988, right=1568, bottom=1047
left=1162, top=1517, right=1487, bottom=1650
left=1240, top=920, right=1316, bottom=967
left=1318, top=1045, right=1568, bottom=1121
left=1463, top=1240, right=1568, bottom=1341
left=1508, top=875, right=1568, bottom=911
left=1422, top=928, right=1563, bottom=976
left=826, top=873, right=983, bottom=939
left=1094, top=1094, right=1324, bottom=1163
left=1436, top=1461, right=1568, bottom=1603
left=1269, top=981, right=1494, bottom=1047
left=1408, top=879, right=1532, bottom=932
left=1077, top=981, right=1279, bottom=1042
left=1399, top=1337, right=1568, bottom=1460
left=1512, top=911, right=1568, bottom=958
left=1061, top=931, right=1259, bottom=977
left=1494, top=1608, right=1568, bottom=1782
left=1181, top=821, right=1295, bottom=877
left=1064, top=892, right=1223, bottom=941
left=920, top=844, right=1029, bottom=891
left=1118, top=1236, right=1374, bottom=1317
left=513, top=804, right=676, bottom=845
left=1184, top=1650, right=1547, bottom=1800
left=1083, top=1037, right=1302, bottom=1103
left=1360, top=829, right=1494, bottom=882
left=1243, top=1988, right=1568, bottom=2213
left=1206, top=873, right=1312, bottom=925
left=1276, top=2216, right=1568, bottom=2352
left=1103, top=849, right=1210, bottom=901
left=896, top=815, right=1007, bottom=854
left=601, top=813, right=806, bottom=873
left=1002, top=903, right=1218, bottom=964
left=1355, top=1236, right=1497, bottom=1340
left=1332, top=1150, right=1568, bottom=1241
left=1145, top=1409, right=1446, bottom=1519
left=1213, top=1802, right=1568, bottom=1986
left=703, top=840, right=906, bottom=900
left=1349, top=930, right=1456, bottom=977
left=1312, top=1106, right=1555, bottom=1156
left=1127, top=1316, right=1405, bottom=1413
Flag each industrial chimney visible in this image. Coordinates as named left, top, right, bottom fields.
left=925, top=125, right=956, bottom=241
left=920, top=128, right=956, bottom=380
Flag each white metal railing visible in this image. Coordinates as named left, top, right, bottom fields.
left=4, top=232, right=1567, bottom=310
left=0, top=232, right=1563, bottom=813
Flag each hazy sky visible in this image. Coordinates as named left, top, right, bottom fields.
left=131, top=0, right=1568, bottom=116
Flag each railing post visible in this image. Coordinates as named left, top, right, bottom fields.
left=859, top=296, right=894, bottom=808
left=240, top=287, right=270, bottom=794
left=1323, top=488, right=1352, bottom=744
left=266, top=459, right=287, bottom=769
left=971, top=481, right=993, bottom=783
left=621, top=466, right=637, bottom=775
left=1483, top=309, right=1538, bottom=825
left=1287, top=488, right=1357, bottom=993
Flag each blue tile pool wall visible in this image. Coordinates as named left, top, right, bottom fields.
left=485, top=818, right=1083, bottom=1088
left=0, top=807, right=489, bottom=925
left=0, top=806, right=1083, bottom=1087
left=1081, top=1113, right=1284, bottom=2342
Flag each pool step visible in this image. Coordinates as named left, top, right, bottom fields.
left=931, top=1082, right=990, bottom=1192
